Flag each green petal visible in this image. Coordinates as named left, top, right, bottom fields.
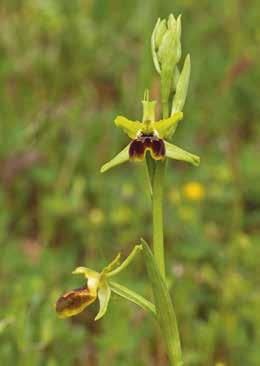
left=165, top=141, right=200, bottom=166
left=114, top=116, right=142, bottom=139
left=154, top=112, right=183, bottom=138
left=107, top=245, right=142, bottom=278
left=100, top=144, right=130, bottom=173
left=95, top=282, right=111, bottom=321
left=102, top=253, right=121, bottom=274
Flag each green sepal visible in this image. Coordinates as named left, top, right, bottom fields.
left=100, top=144, right=130, bottom=173
left=171, top=54, right=191, bottom=116
left=95, top=281, right=111, bottom=321
left=141, top=239, right=183, bottom=366
left=165, top=141, right=200, bottom=166
left=151, top=18, right=162, bottom=74
left=109, top=281, right=156, bottom=316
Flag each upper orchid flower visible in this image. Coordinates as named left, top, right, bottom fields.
left=101, top=96, right=199, bottom=173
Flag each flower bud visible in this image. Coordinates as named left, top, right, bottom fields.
left=152, top=14, right=182, bottom=75
left=151, top=14, right=182, bottom=116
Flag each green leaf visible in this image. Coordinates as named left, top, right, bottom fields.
left=100, top=144, right=130, bottom=173
left=141, top=239, right=183, bottom=366
left=165, top=141, right=200, bottom=166
left=109, top=281, right=156, bottom=316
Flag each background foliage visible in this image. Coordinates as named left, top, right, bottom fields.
left=0, top=1, right=259, bottom=365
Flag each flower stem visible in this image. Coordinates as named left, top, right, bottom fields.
left=152, top=103, right=168, bottom=278
left=152, top=160, right=166, bottom=278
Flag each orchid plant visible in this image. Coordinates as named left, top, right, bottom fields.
left=56, top=13, right=200, bottom=366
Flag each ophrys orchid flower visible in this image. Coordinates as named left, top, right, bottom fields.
left=101, top=97, right=199, bottom=173
left=56, top=245, right=142, bottom=320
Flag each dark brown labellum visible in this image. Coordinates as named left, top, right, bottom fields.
left=129, top=134, right=165, bottom=161
left=56, top=285, right=96, bottom=317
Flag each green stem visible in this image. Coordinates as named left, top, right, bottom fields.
left=152, top=160, right=166, bottom=278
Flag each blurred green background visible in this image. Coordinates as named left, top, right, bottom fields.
left=0, top=1, right=259, bottom=365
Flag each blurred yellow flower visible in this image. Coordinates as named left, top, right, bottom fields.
left=183, top=181, right=205, bottom=201
left=89, top=208, right=104, bottom=226
left=168, top=188, right=181, bottom=205
left=215, top=362, right=225, bottom=366
left=178, top=207, right=195, bottom=222
left=110, top=206, right=132, bottom=225
left=121, top=183, right=134, bottom=199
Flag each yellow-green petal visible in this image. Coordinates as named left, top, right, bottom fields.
left=115, top=116, right=142, bottom=139
left=72, top=267, right=99, bottom=279
left=165, top=141, right=200, bottom=166
left=154, top=112, right=183, bottom=138
left=95, top=282, right=111, bottom=321
left=100, top=144, right=130, bottom=173
left=102, top=253, right=121, bottom=274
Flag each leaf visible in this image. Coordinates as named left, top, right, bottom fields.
left=165, top=141, right=200, bottom=166
left=109, top=281, right=156, bottom=316
left=100, top=144, right=130, bottom=173
left=141, top=239, right=183, bottom=366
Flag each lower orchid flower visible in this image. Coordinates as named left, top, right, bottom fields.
left=55, top=245, right=142, bottom=320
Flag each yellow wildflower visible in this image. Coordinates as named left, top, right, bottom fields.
left=183, top=181, right=205, bottom=201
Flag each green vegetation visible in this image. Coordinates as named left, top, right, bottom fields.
left=0, top=1, right=259, bottom=365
